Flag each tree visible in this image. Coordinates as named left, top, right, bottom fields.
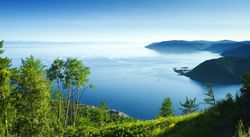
left=0, top=41, right=14, bottom=136
left=180, top=97, right=199, bottom=114
left=100, top=101, right=108, bottom=110
left=14, top=55, right=51, bottom=137
left=47, top=58, right=64, bottom=127
left=63, top=58, right=93, bottom=127
left=240, top=72, right=250, bottom=108
left=73, top=60, right=91, bottom=127
left=63, top=58, right=92, bottom=127
left=64, top=58, right=78, bottom=127
left=0, top=40, right=4, bottom=54
left=158, top=97, right=173, bottom=117
left=74, top=83, right=95, bottom=127
left=204, top=84, right=216, bottom=107
left=241, top=72, right=250, bottom=95
left=225, top=93, right=234, bottom=104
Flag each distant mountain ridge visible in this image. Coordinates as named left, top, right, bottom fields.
left=146, top=40, right=211, bottom=53
left=146, top=40, right=250, bottom=53
left=207, top=41, right=250, bottom=53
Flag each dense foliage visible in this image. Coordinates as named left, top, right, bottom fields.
left=0, top=41, right=14, bottom=136
left=13, top=56, right=51, bottom=137
left=234, top=121, right=250, bottom=137
left=0, top=41, right=132, bottom=136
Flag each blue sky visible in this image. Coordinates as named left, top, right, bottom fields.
left=0, top=0, right=250, bottom=42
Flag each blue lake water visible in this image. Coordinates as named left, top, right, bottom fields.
left=3, top=42, right=241, bottom=119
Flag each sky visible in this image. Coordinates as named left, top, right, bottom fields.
left=0, top=0, right=250, bottom=42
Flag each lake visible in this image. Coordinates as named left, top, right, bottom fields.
left=3, top=42, right=241, bottom=119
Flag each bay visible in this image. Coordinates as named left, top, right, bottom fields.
left=3, top=42, right=241, bottom=119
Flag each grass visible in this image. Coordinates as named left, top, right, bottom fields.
left=72, top=95, right=250, bottom=137
left=72, top=113, right=200, bottom=137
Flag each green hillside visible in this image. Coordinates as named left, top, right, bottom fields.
left=186, top=57, right=250, bottom=83
left=72, top=113, right=200, bottom=137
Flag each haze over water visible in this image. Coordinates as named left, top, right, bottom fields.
left=3, top=42, right=241, bottom=119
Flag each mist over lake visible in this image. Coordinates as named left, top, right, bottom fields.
left=3, top=42, right=241, bottom=119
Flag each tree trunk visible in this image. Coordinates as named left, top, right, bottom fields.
left=3, top=95, right=9, bottom=136
left=64, top=85, right=71, bottom=127
left=212, top=92, right=216, bottom=107
left=71, top=88, right=74, bottom=126
left=74, top=88, right=80, bottom=127
left=4, top=112, right=8, bottom=136
left=57, top=80, right=61, bottom=127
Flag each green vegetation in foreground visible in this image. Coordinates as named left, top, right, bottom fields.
left=186, top=57, right=250, bottom=83
left=1, top=40, right=250, bottom=137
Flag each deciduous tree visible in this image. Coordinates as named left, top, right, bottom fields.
left=0, top=41, right=14, bottom=136
left=47, top=58, right=64, bottom=127
left=14, top=55, right=51, bottom=137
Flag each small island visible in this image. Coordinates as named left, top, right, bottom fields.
left=173, top=67, right=192, bottom=75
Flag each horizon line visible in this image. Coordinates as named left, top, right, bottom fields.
left=2, top=39, right=249, bottom=44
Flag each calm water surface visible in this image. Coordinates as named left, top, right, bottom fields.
left=3, top=42, right=241, bottom=119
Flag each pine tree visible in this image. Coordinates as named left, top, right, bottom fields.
left=204, top=84, right=216, bottom=106
left=14, top=55, right=51, bottom=137
left=158, top=97, right=173, bottom=117
left=240, top=72, right=250, bottom=108
left=241, top=72, right=250, bottom=94
left=180, top=97, right=199, bottom=114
